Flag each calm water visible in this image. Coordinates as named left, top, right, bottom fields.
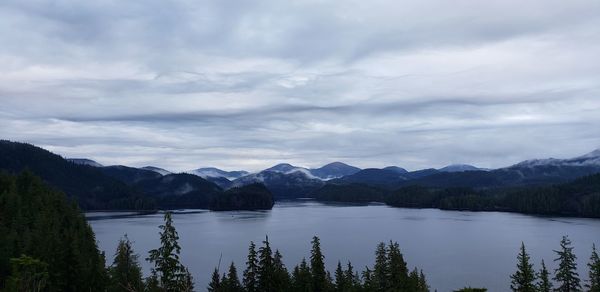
left=89, top=201, right=600, bottom=292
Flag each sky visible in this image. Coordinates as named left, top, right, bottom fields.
left=1, top=0, right=600, bottom=172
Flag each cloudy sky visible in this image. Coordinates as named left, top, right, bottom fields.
left=1, top=0, right=600, bottom=172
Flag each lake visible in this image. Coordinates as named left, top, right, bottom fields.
left=89, top=200, right=600, bottom=291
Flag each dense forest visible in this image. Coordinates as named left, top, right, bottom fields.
left=0, top=141, right=274, bottom=211
left=313, top=173, right=600, bottom=218
left=1, top=172, right=599, bottom=291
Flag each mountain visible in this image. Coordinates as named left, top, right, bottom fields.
left=333, top=168, right=406, bottom=188
left=512, top=149, right=600, bottom=168
left=188, top=167, right=249, bottom=180
left=67, top=158, right=103, bottom=167
left=310, top=162, right=361, bottom=180
left=383, top=166, right=408, bottom=174
left=438, top=164, right=482, bottom=172
left=0, top=140, right=153, bottom=210
left=231, top=170, right=324, bottom=199
left=134, top=173, right=222, bottom=209
left=209, top=183, right=274, bottom=211
left=141, top=166, right=172, bottom=176
left=100, top=165, right=162, bottom=185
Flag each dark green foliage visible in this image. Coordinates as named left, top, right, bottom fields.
left=388, top=241, right=409, bottom=291
left=373, top=242, right=389, bottom=291
left=210, top=183, right=274, bottom=211
left=453, top=288, right=487, bottom=292
left=108, top=235, right=144, bottom=292
left=258, top=236, right=276, bottom=291
left=0, top=171, right=108, bottom=291
left=146, top=212, right=193, bottom=291
left=553, top=236, right=581, bottom=292
left=273, top=250, right=291, bottom=291
left=510, top=242, right=536, bottom=292
left=221, top=262, right=242, bottom=292
left=588, top=244, right=600, bottom=292
left=208, top=268, right=221, bottom=292
left=310, top=236, right=328, bottom=291
left=536, top=260, right=552, bottom=292
left=6, top=255, right=49, bottom=292
left=291, top=258, right=312, bottom=292
left=243, top=241, right=259, bottom=292
left=0, top=140, right=155, bottom=210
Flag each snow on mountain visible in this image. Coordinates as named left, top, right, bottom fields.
left=141, top=166, right=172, bottom=176
left=67, top=158, right=103, bottom=167
left=310, top=162, right=361, bottom=180
left=438, top=164, right=483, bottom=172
left=188, top=167, right=249, bottom=180
left=512, top=148, right=600, bottom=168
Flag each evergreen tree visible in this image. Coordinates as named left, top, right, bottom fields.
left=310, top=236, right=327, bottom=292
left=225, top=262, right=242, bottom=292
left=344, top=262, right=362, bottom=291
left=536, top=260, right=552, bottom=292
left=334, top=261, right=348, bottom=291
left=408, top=267, right=420, bottom=291
left=108, top=235, right=144, bottom=292
left=258, top=236, right=275, bottom=291
left=362, top=267, right=375, bottom=291
left=273, top=249, right=291, bottom=291
left=146, top=212, right=191, bottom=291
left=510, top=242, right=536, bottom=292
left=291, top=258, right=312, bottom=292
left=553, top=236, right=581, bottom=292
left=373, top=242, right=389, bottom=291
left=588, top=244, right=600, bottom=292
left=243, top=241, right=259, bottom=292
left=208, top=268, right=221, bottom=292
left=5, top=255, right=49, bottom=292
left=418, top=269, right=429, bottom=292
left=388, top=241, right=409, bottom=291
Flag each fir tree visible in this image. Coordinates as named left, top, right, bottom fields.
left=536, top=260, right=552, bottom=292
left=373, top=242, right=389, bottom=291
left=273, top=249, right=291, bottom=291
left=258, top=236, right=275, bottom=291
left=510, top=242, right=536, bottom=292
left=225, top=262, right=242, bottom=292
left=310, top=236, right=327, bottom=292
left=243, top=241, right=259, bottom=292
left=146, top=212, right=191, bottom=292
left=208, top=267, right=221, bottom=292
left=345, top=262, right=362, bottom=291
left=388, top=241, right=409, bottom=291
left=108, top=235, right=144, bottom=292
left=5, top=255, right=49, bottom=292
left=362, top=267, right=375, bottom=291
left=334, top=261, right=348, bottom=291
left=291, top=258, right=313, bottom=292
left=553, top=236, right=581, bottom=292
left=588, top=244, right=600, bottom=292
left=418, top=269, right=429, bottom=292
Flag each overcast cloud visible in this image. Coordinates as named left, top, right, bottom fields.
left=1, top=0, right=600, bottom=172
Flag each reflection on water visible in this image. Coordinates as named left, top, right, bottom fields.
left=89, top=200, right=600, bottom=292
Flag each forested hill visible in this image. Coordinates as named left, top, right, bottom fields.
left=0, top=141, right=274, bottom=211
left=0, top=140, right=154, bottom=210
left=0, top=171, right=108, bottom=290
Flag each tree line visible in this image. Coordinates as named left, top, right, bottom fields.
left=510, top=236, right=600, bottom=292
left=314, top=173, right=600, bottom=218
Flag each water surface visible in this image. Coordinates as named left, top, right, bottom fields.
left=90, top=201, right=600, bottom=291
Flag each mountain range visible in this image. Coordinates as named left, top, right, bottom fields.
left=3, top=139, right=600, bottom=207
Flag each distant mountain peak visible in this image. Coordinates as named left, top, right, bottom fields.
left=141, top=166, right=172, bottom=176
left=188, top=167, right=249, bottom=180
left=383, top=166, right=408, bottom=174
left=439, top=164, right=482, bottom=172
left=310, top=162, right=361, bottom=180
left=265, top=163, right=299, bottom=173
left=67, top=158, right=103, bottom=167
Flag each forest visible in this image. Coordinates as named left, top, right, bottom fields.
left=313, top=173, right=600, bottom=218
left=1, top=171, right=599, bottom=291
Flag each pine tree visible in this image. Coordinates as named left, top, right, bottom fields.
left=334, top=261, right=348, bottom=291
left=310, top=236, right=327, bottom=292
left=225, top=262, right=242, bottom=292
left=588, top=244, right=600, bottom=292
left=108, top=235, right=144, bottom=292
left=243, top=241, right=259, bottom=292
left=362, top=267, right=375, bottom=291
left=536, top=260, right=552, bottom=292
left=208, top=267, right=221, bottom=292
left=408, top=267, right=420, bottom=291
left=344, top=262, right=362, bottom=291
left=291, top=258, right=313, bottom=292
left=5, top=255, right=49, bottom=292
left=418, top=269, right=429, bottom=292
left=258, top=236, right=275, bottom=291
left=273, top=249, right=291, bottom=291
left=553, top=236, right=581, bottom=292
left=388, top=241, right=409, bottom=291
left=146, top=212, right=191, bottom=292
left=373, top=242, right=389, bottom=291
left=510, top=242, right=536, bottom=292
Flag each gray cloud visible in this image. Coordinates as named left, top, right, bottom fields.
left=1, top=0, right=600, bottom=172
